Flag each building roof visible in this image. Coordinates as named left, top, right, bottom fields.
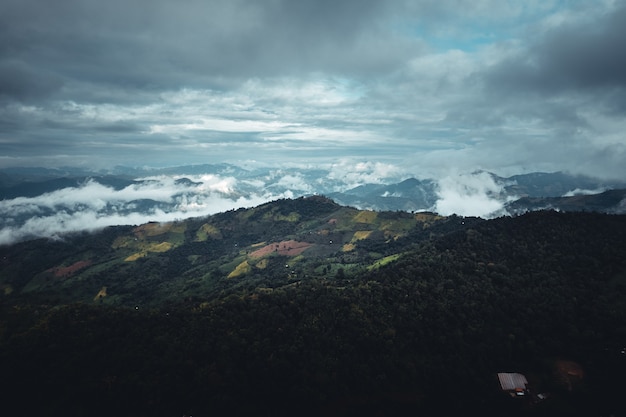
left=497, top=373, right=528, bottom=391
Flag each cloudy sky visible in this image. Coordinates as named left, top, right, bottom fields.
left=1, top=0, right=625, bottom=179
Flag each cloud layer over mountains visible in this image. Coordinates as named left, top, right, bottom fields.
left=0, top=166, right=495, bottom=244
left=0, top=175, right=268, bottom=245
left=3, top=163, right=622, bottom=245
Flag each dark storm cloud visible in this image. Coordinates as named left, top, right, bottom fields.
left=412, top=2, right=626, bottom=180
left=0, top=0, right=415, bottom=101
left=91, top=122, right=145, bottom=134
left=0, top=60, right=63, bottom=101
left=443, top=2, right=626, bottom=135
left=485, top=3, right=626, bottom=95
left=0, top=0, right=422, bottom=168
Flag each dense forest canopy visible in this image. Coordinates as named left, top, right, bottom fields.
left=1, top=197, right=625, bottom=416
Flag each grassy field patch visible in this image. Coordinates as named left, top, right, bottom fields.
left=249, top=240, right=313, bottom=258
left=195, top=223, right=222, bottom=241
left=368, top=253, right=401, bottom=270
left=228, top=260, right=251, bottom=279
left=124, top=252, right=146, bottom=262
left=353, top=210, right=378, bottom=224
left=124, top=241, right=173, bottom=261
left=352, top=230, right=373, bottom=241
left=342, top=243, right=356, bottom=252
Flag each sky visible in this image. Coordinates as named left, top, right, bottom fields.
left=1, top=0, right=626, bottom=180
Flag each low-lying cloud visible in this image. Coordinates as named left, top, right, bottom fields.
left=434, top=171, right=513, bottom=217
left=3, top=163, right=614, bottom=245
left=0, top=174, right=285, bottom=245
left=0, top=163, right=413, bottom=245
left=562, top=187, right=606, bottom=197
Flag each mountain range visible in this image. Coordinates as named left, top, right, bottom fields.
left=1, top=164, right=625, bottom=245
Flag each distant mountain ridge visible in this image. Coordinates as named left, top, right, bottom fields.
left=505, top=188, right=626, bottom=215
left=1, top=164, right=625, bottom=245
left=1, top=163, right=623, bottom=203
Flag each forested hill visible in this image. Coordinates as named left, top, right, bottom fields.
left=1, top=197, right=625, bottom=416
left=0, top=195, right=460, bottom=307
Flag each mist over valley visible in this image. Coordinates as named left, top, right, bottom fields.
left=2, top=163, right=625, bottom=245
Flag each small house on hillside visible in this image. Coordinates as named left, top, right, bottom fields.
left=498, top=372, right=528, bottom=397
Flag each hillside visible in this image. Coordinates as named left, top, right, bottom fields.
left=1, top=197, right=626, bottom=416
left=0, top=196, right=454, bottom=306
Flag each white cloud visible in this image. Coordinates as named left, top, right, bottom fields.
left=562, top=188, right=606, bottom=197
left=327, top=159, right=407, bottom=190
left=434, top=171, right=509, bottom=217
left=273, top=173, right=314, bottom=193
left=0, top=174, right=287, bottom=245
